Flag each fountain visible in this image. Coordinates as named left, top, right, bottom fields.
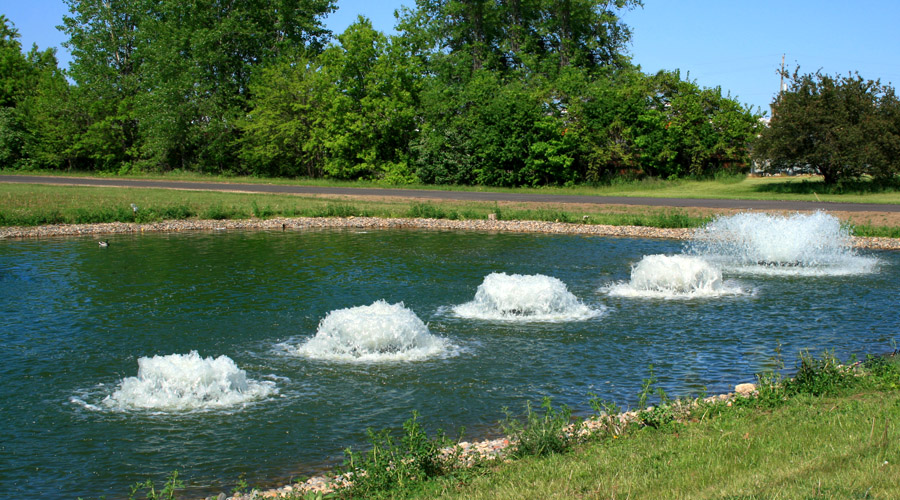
left=688, top=211, right=878, bottom=276
left=605, top=254, right=746, bottom=298
left=452, top=272, right=603, bottom=321
left=99, top=351, right=277, bottom=412
left=287, top=300, right=454, bottom=362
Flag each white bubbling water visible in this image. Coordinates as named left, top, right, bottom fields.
left=689, top=211, right=877, bottom=276
left=290, top=300, right=453, bottom=362
left=605, top=254, right=746, bottom=299
left=452, top=272, right=603, bottom=321
left=101, top=351, right=277, bottom=412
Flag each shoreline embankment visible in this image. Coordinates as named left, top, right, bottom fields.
left=2, top=216, right=900, bottom=250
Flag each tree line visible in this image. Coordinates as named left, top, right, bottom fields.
left=1, top=1, right=896, bottom=186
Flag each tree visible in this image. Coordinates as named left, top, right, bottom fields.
left=59, top=0, right=336, bottom=172
left=753, top=69, right=900, bottom=185
left=0, top=16, right=73, bottom=170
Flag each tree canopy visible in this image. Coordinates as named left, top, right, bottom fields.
left=753, top=69, right=900, bottom=185
left=1, top=1, right=768, bottom=187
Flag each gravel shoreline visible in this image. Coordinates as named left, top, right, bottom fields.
left=2, top=215, right=899, bottom=250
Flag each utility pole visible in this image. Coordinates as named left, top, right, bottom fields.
left=779, top=54, right=785, bottom=95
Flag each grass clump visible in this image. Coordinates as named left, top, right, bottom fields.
left=126, top=471, right=183, bottom=500
left=501, top=397, right=575, bottom=458
left=340, top=411, right=459, bottom=499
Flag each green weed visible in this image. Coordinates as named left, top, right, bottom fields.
left=501, top=397, right=575, bottom=458
left=128, top=471, right=183, bottom=500
left=341, top=411, right=456, bottom=499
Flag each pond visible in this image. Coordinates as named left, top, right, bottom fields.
left=1, top=214, right=897, bottom=498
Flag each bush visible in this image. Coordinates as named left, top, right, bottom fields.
left=341, top=412, right=455, bottom=498
left=502, top=397, right=575, bottom=458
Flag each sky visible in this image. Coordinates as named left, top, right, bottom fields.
left=4, top=0, right=900, bottom=115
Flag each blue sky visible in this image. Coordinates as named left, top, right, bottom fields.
left=5, top=1, right=900, bottom=114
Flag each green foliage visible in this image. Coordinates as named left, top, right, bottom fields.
left=782, top=350, right=856, bottom=397
left=305, top=203, right=362, bottom=218
left=753, top=68, right=900, bottom=185
left=8, top=0, right=764, bottom=185
left=128, top=471, right=183, bottom=500
left=405, top=203, right=450, bottom=219
left=633, top=365, right=678, bottom=429
left=341, top=411, right=455, bottom=498
left=501, top=397, right=575, bottom=458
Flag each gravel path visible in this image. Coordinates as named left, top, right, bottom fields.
left=2, top=215, right=899, bottom=250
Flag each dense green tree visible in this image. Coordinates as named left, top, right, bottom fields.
left=753, top=69, right=900, bottom=185
left=242, top=17, right=420, bottom=181
left=0, top=16, right=74, bottom=170
left=60, top=0, right=143, bottom=170
left=135, top=0, right=336, bottom=171
left=59, top=0, right=336, bottom=172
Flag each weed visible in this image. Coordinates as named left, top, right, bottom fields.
left=406, top=203, right=447, bottom=219
left=784, top=350, right=855, bottom=397
left=232, top=472, right=250, bottom=496
left=307, top=203, right=360, bottom=218
left=202, top=204, right=244, bottom=220
left=341, top=412, right=455, bottom=498
left=251, top=200, right=274, bottom=218
left=587, top=394, right=627, bottom=437
left=502, top=397, right=575, bottom=458
left=128, top=471, right=182, bottom=500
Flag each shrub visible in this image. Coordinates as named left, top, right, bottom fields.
left=502, top=397, right=575, bottom=458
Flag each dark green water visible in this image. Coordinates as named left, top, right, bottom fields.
left=0, top=229, right=897, bottom=498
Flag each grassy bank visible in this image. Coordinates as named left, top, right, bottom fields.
left=363, top=354, right=900, bottom=500
left=5, top=169, right=900, bottom=204
left=123, top=353, right=900, bottom=500
left=3, top=182, right=900, bottom=238
left=0, top=183, right=711, bottom=229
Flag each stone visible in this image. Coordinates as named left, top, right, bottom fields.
left=735, top=383, right=757, bottom=395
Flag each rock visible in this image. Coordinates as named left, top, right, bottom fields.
left=735, top=383, right=757, bottom=395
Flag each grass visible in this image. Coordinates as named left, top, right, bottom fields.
left=2, top=175, right=899, bottom=237
left=121, top=352, right=900, bottom=500
left=0, top=183, right=713, bottom=229
left=5, top=168, right=900, bottom=204
left=390, top=353, right=900, bottom=500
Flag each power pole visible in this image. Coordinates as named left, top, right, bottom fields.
left=779, top=54, right=785, bottom=95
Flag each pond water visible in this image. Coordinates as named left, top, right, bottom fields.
left=1, top=217, right=897, bottom=498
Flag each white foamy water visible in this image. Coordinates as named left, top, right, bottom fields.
left=100, top=351, right=277, bottom=412
left=452, top=272, right=603, bottom=321
left=605, top=254, right=746, bottom=299
left=288, top=300, right=454, bottom=362
left=689, top=211, right=878, bottom=276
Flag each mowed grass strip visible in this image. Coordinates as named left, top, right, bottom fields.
left=0, top=183, right=712, bottom=229
left=2, top=182, right=899, bottom=237
left=5, top=169, right=900, bottom=204
left=409, top=392, right=900, bottom=500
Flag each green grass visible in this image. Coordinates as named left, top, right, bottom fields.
left=2, top=177, right=899, bottom=237
left=409, top=392, right=900, bottom=500
left=0, top=183, right=712, bottom=230
left=111, top=353, right=900, bottom=500
left=393, top=354, right=900, bottom=500
left=5, top=169, right=900, bottom=205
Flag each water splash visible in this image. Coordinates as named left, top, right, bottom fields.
left=288, top=300, right=453, bottom=362
left=452, top=272, right=603, bottom=321
left=688, top=211, right=877, bottom=276
left=100, top=351, right=277, bottom=412
left=605, top=254, right=747, bottom=299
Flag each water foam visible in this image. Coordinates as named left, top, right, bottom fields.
left=605, top=254, right=746, bottom=299
left=452, top=272, right=603, bottom=321
left=289, top=300, right=453, bottom=362
left=101, top=351, right=277, bottom=412
left=689, top=211, right=877, bottom=276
